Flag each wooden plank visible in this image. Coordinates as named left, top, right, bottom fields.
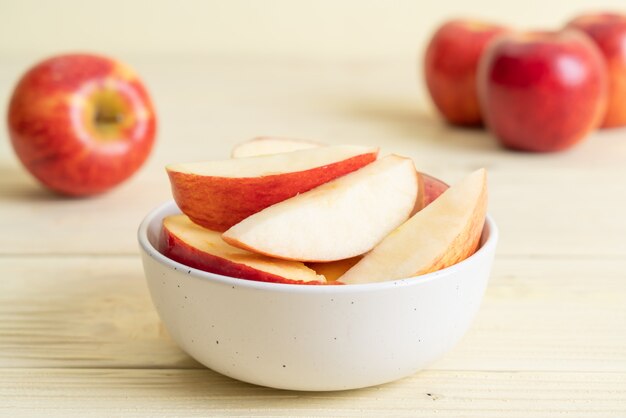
left=1, top=256, right=624, bottom=372
left=435, top=255, right=626, bottom=372
left=0, top=161, right=171, bottom=256
left=0, top=256, right=197, bottom=369
left=1, top=368, right=624, bottom=417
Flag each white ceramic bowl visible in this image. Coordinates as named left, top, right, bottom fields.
left=138, top=201, right=498, bottom=391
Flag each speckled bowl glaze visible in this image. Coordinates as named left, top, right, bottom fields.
left=138, top=200, right=498, bottom=391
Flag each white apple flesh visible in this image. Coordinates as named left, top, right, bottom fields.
left=339, top=168, right=487, bottom=284
left=231, top=136, right=323, bottom=158
left=167, top=145, right=378, bottom=231
left=162, top=214, right=326, bottom=284
left=222, top=155, right=419, bottom=262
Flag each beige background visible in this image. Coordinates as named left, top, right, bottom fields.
left=1, top=0, right=625, bottom=59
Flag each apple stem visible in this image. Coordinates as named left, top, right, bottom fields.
left=95, top=109, right=123, bottom=125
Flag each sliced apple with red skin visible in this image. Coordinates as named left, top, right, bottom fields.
left=232, top=140, right=449, bottom=209
left=167, top=145, right=378, bottom=232
left=231, top=138, right=448, bottom=215
left=232, top=136, right=323, bottom=158
left=339, top=169, right=487, bottom=284
left=223, top=155, right=419, bottom=262
left=421, top=172, right=450, bottom=207
left=409, top=172, right=426, bottom=215
left=161, top=214, right=327, bottom=285
left=232, top=138, right=448, bottom=211
left=412, top=172, right=449, bottom=214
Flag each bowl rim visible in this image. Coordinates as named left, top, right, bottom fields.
left=138, top=200, right=498, bottom=294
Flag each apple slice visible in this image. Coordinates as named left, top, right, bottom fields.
left=161, top=214, right=326, bottom=285
left=231, top=136, right=323, bottom=158
left=418, top=172, right=450, bottom=209
left=167, top=145, right=378, bottom=232
left=410, top=172, right=426, bottom=215
left=411, top=172, right=450, bottom=215
left=223, top=155, right=419, bottom=262
left=339, top=169, right=487, bottom=284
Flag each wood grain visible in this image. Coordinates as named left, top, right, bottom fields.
left=1, top=256, right=624, bottom=373
left=1, top=368, right=624, bottom=417
left=0, top=256, right=197, bottom=369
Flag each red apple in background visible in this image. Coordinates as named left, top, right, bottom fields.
left=424, top=19, right=509, bottom=126
left=478, top=30, right=607, bottom=152
left=7, top=53, right=157, bottom=196
left=566, top=12, right=626, bottom=128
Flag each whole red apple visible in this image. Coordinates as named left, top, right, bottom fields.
left=7, top=53, right=157, bottom=196
left=478, top=30, right=607, bottom=152
left=566, top=12, right=626, bottom=128
left=424, top=19, right=509, bottom=126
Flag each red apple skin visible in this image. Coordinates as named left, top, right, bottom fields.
left=567, top=13, right=626, bottom=128
left=422, top=172, right=449, bottom=207
left=168, top=152, right=377, bottom=232
left=7, top=53, right=157, bottom=196
left=424, top=19, right=509, bottom=126
left=478, top=30, right=608, bottom=152
left=413, top=171, right=449, bottom=214
left=160, top=225, right=329, bottom=285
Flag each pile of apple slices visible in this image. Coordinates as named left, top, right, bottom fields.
left=161, top=137, right=488, bottom=285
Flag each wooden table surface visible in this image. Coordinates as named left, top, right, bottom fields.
left=1, top=55, right=625, bottom=417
